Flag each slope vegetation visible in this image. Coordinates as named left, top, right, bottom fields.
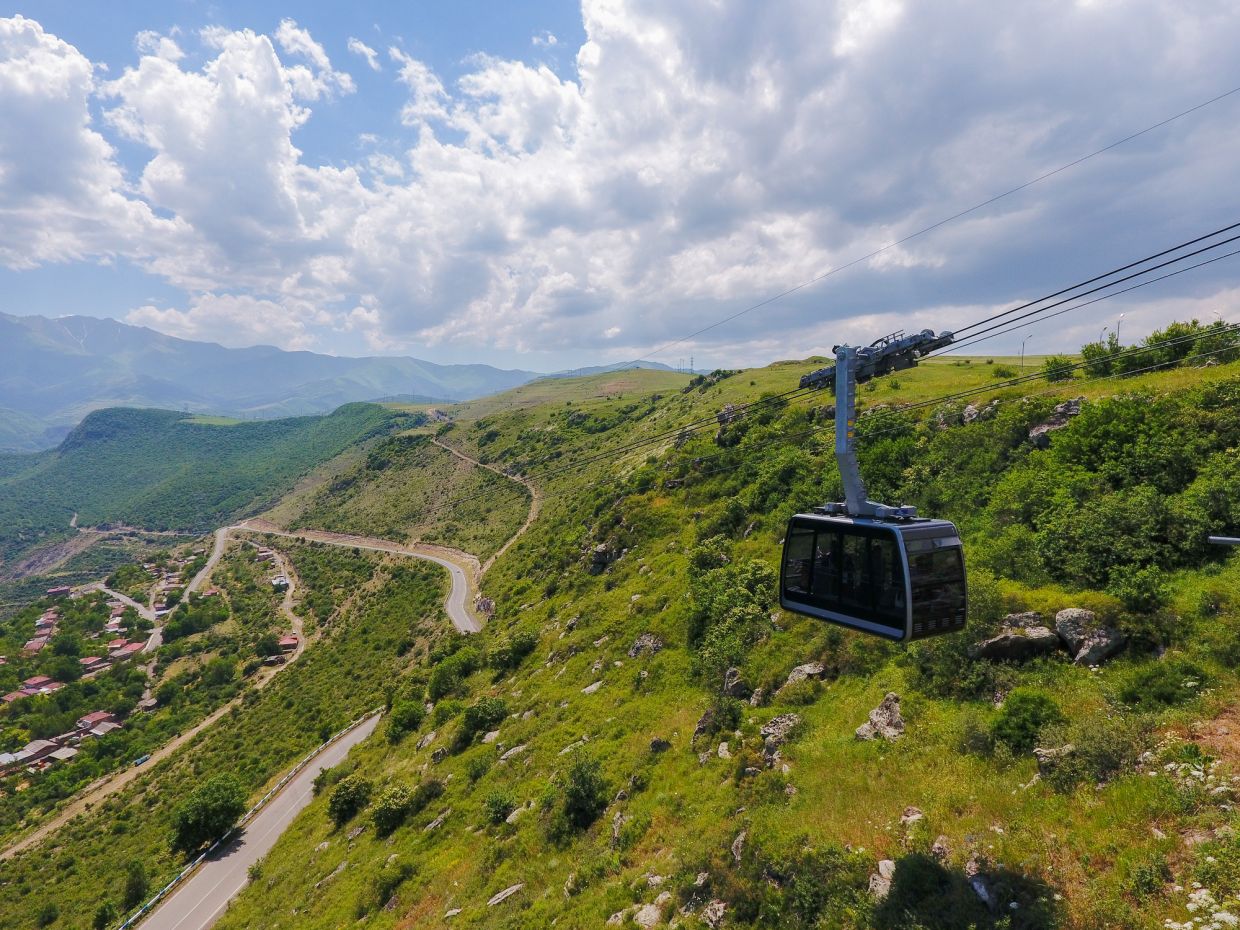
left=203, top=354, right=1240, bottom=930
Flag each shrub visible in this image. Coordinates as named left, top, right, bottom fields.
left=328, top=774, right=373, bottom=827
left=428, top=646, right=481, bottom=700
left=387, top=700, right=426, bottom=744
left=1118, top=659, right=1208, bottom=709
left=466, top=754, right=492, bottom=783
left=171, top=773, right=246, bottom=856
left=1039, top=713, right=1150, bottom=792
left=459, top=697, right=508, bottom=744
left=1106, top=564, right=1169, bottom=613
left=484, top=789, right=516, bottom=824
left=558, top=753, right=609, bottom=833
left=1042, top=354, right=1074, bottom=382
left=489, top=631, right=538, bottom=670
left=372, top=784, right=414, bottom=836
left=991, top=690, right=1064, bottom=754
left=777, top=680, right=822, bottom=706
left=992, top=364, right=1017, bottom=378
left=123, top=859, right=149, bottom=909
left=37, top=903, right=59, bottom=927
left=357, top=858, right=415, bottom=918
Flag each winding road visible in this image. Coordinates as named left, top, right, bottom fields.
left=138, top=713, right=382, bottom=930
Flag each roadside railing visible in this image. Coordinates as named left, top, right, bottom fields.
left=116, top=708, right=382, bottom=930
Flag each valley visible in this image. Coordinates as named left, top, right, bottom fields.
left=0, top=337, right=1237, bottom=930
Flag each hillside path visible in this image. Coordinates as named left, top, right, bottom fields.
left=430, top=437, right=541, bottom=573
left=236, top=520, right=481, bottom=633
left=138, top=714, right=383, bottom=930
left=0, top=542, right=306, bottom=863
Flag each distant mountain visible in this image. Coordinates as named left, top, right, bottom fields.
left=0, top=313, right=543, bottom=451
left=542, top=360, right=677, bottom=379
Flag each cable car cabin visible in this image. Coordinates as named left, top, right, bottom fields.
left=780, top=514, right=967, bottom=641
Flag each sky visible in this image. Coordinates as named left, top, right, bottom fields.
left=1, top=1, right=1238, bottom=372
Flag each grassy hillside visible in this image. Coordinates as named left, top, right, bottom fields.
left=274, top=432, right=531, bottom=561
left=0, top=403, right=419, bottom=566
left=0, top=541, right=449, bottom=929
left=193, top=351, right=1240, bottom=930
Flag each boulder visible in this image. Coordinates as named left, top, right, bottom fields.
left=855, top=692, right=905, bottom=741
left=968, top=626, right=1059, bottom=662
left=1033, top=744, right=1075, bottom=778
left=1001, top=611, right=1044, bottom=628
left=722, top=666, right=751, bottom=699
left=782, top=662, right=827, bottom=688
left=1073, top=627, right=1126, bottom=666
left=900, top=806, right=925, bottom=827
left=701, top=900, right=728, bottom=928
left=431, top=747, right=447, bottom=764
left=931, top=835, right=950, bottom=860
left=628, top=633, right=664, bottom=658
left=582, top=680, right=603, bottom=695
left=869, top=860, right=896, bottom=898
left=1053, top=608, right=1097, bottom=654
left=649, top=737, right=671, bottom=753
left=760, top=713, right=802, bottom=763
left=487, top=883, right=525, bottom=907
left=1029, top=397, right=1084, bottom=446
left=482, top=729, right=501, bottom=744
left=499, top=744, right=526, bottom=762
left=717, top=741, right=731, bottom=760
left=731, top=829, right=747, bottom=864
left=693, top=707, right=716, bottom=742
left=416, top=730, right=437, bottom=750
left=586, top=543, right=616, bottom=575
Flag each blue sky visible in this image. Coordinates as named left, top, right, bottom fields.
left=1, top=2, right=1238, bottom=371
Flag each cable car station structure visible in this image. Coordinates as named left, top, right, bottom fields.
left=780, top=330, right=969, bottom=642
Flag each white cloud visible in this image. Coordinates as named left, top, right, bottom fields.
left=347, top=37, right=380, bottom=71
left=135, top=30, right=184, bottom=61
left=532, top=31, right=559, bottom=47
left=4, top=5, right=1240, bottom=362
left=127, top=293, right=316, bottom=349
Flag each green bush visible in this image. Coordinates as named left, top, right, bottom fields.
left=992, top=364, right=1017, bottom=378
left=484, top=789, right=516, bottom=824
left=123, top=859, right=149, bottom=910
left=1118, top=659, right=1207, bottom=709
left=328, top=774, right=373, bottom=827
left=1042, top=354, right=1075, bottom=382
left=170, top=772, right=246, bottom=856
left=489, top=631, right=538, bottom=670
left=557, top=753, right=609, bottom=834
left=459, top=697, right=508, bottom=745
left=1107, top=564, right=1169, bottom=613
left=371, top=784, right=414, bottom=837
left=94, top=900, right=118, bottom=930
left=991, top=690, right=1064, bottom=754
left=1039, top=713, right=1150, bottom=792
left=387, top=700, right=426, bottom=744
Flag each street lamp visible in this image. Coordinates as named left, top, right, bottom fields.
left=1099, top=325, right=1108, bottom=345
left=1020, top=335, right=1031, bottom=369
left=1116, top=313, right=1124, bottom=344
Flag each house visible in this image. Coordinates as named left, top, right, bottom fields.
left=22, top=638, right=48, bottom=655
left=271, top=575, right=290, bottom=591
left=46, top=586, right=72, bottom=598
left=2, top=691, right=27, bottom=705
left=77, top=710, right=116, bottom=731
left=278, top=635, right=299, bottom=653
left=0, top=751, right=17, bottom=773
left=89, top=721, right=122, bottom=738
left=202, top=587, right=219, bottom=597
left=107, top=638, right=128, bottom=650
left=110, top=642, right=144, bottom=661
left=79, top=656, right=109, bottom=674
left=41, top=681, right=65, bottom=695
left=105, top=619, right=125, bottom=634
left=137, top=697, right=159, bottom=712
left=16, top=739, right=57, bottom=765
left=49, top=746, right=78, bottom=763
left=21, top=675, right=53, bottom=693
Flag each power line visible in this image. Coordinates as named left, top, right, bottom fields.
left=642, top=84, right=1240, bottom=360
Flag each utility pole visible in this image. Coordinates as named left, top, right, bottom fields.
left=1117, top=313, right=1124, bottom=344
left=1020, top=335, right=1030, bottom=370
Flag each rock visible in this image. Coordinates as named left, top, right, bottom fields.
left=612, top=811, right=630, bottom=847
left=646, top=873, right=666, bottom=887
left=499, top=744, right=526, bottom=762
left=968, top=626, right=1059, bottom=662
left=722, top=666, right=751, bottom=699
left=607, top=908, right=633, bottom=926
left=315, top=841, right=330, bottom=852
left=1074, top=627, right=1126, bottom=666
left=1033, top=744, right=1076, bottom=778
left=970, top=873, right=995, bottom=910
left=628, top=633, right=664, bottom=658
left=900, top=806, right=925, bottom=826
left=748, top=687, right=766, bottom=707
left=731, top=829, right=747, bottom=864
left=1029, top=397, right=1084, bottom=445
left=416, top=730, right=437, bottom=750
left=1053, top=608, right=1097, bottom=654
left=347, top=825, right=365, bottom=841
left=931, top=835, right=950, bottom=860
left=445, top=907, right=461, bottom=918
left=717, top=741, right=731, bottom=760
left=855, top=693, right=904, bottom=741
left=693, top=707, right=716, bottom=742
left=582, top=680, right=603, bottom=695
left=560, top=739, right=586, bottom=755
left=650, top=737, right=671, bottom=753
left=505, top=803, right=528, bottom=825
left=431, top=747, right=447, bottom=764
left=634, top=902, right=662, bottom=929
left=1002, top=611, right=1044, bottom=628
left=587, top=543, right=616, bottom=575
left=782, top=662, right=827, bottom=688
left=701, top=900, right=728, bottom=928
left=482, top=729, right=501, bottom=744
left=760, top=713, right=802, bottom=763
left=869, top=860, right=897, bottom=898
left=425, top=808, right=451, bottom=831
left=962, top=403, right=981, bottom=424
left=487, top=883, right=525, bottom=907
left=565, top=616, right=578, bottom=631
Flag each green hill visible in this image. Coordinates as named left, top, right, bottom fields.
left=2, top=350, right=1239, bottom=930
left=0, top=403, right=418, bottom=567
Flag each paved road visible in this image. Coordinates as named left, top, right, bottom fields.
left=140, top=713, right=382, bottom=930
left=236, top=522, right=481, bottom=633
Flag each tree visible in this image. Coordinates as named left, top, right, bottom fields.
left=561, top=753, right=608, bottom=830
left=328, top=774, right=373, bottom=827
left=371, top=784, right=413, bottom=837
left=171, top=773, right=246, bottom=856
left=123, top=859, right=149, bottom=910
left=387, top=700, right=425, bottom=744
left=94, top=900, right=118, bottom=930
left=1041, top=354, right=1074, bottom=382
left=255, top=632, right=281, bottom=658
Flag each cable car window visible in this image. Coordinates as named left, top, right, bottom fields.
left=908, top=544, right=966, bottom=626
left=783, top=526, right=814, bottom=594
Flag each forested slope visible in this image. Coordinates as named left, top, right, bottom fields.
left=196, top=350, right=1240, bottom=930
left=0, top=404, right=418, bottom=566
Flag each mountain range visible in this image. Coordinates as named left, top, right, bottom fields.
left=0, top=312, right=672, bottom=451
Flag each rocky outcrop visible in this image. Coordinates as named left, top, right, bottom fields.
left=782, top=662, right=827, bottom=688
left=869, top=859, right=896, bottom=898
left=649, top=737, right=671, bottom=753
left=760, top=713, right=802, bottom=764
left=585, top=543, right=616, bottom=575
left=1029, top=397, right=1084, bottom=446
left=628, top=633, right=664, bottom=658
left=731, top=829, right=747, bottom=864
left=968, top=626, right=1059, bottom=662
left=722, top=666, right=751, bottom=699
left=962, top=399, right=1000, bottom=424
left=1053, top=608, right=1096, bottom=653
left=701, top=900, right=728, bottom=928
left=487, top=883, right=525, bottom=907
left=1034, top=744, right=1075, bottom=778
left=1054, top=608, right=1126, bottom=665
left=1074, top=628, right=1126, bottom=666
left=855, top=692, right=904, bottom=741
